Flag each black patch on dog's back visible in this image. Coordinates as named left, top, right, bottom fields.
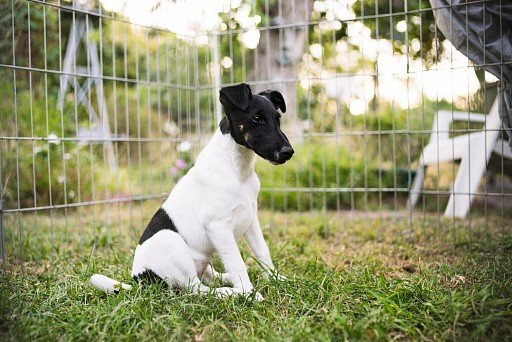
left=139, top=208, right=178, bottom=245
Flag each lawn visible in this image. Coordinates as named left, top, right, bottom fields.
left=1, top=203, right=511, bottom=341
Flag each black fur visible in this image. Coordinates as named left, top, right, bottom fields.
left=219, top=83, right=252, bottom=111
left=139, top=208, right=178, bottom=245
left=218, top=83, right=294, bottom=164
left=258, top=90, right=287, bottom=113
left=219, top=116, right=230, bottom=134
left=132, top=269, right=167, bottom=286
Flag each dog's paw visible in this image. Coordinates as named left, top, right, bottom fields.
left=240, top=289, right=264, bottom=302
left=272, top=274, right=287, bottom=282
left=214, top=287, right=238, bottom=298
left=252, top=291, right=264, bottom=302
left=263, top=270, right=288, bottom=282
left=230, top=287, right=264, bottom=302
left=214, top=287, right=264, bottom=301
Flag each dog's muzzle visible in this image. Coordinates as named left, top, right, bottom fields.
left=272, top=146, right=294, bottom=164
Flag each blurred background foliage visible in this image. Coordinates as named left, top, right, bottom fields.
left=0, top=0, right=498, bottom=212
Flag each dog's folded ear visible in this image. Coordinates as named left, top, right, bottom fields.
left=220, top=83, right=253, bottom=111
left=258, top=90, right=286, bottom=113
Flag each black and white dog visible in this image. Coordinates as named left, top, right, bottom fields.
left=91, top=83, right=294, bottom=301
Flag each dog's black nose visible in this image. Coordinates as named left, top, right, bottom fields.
left=279, top=146, right=294, bottom=159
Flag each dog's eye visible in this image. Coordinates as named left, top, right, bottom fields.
left=252, top=114, right=264, bottom=124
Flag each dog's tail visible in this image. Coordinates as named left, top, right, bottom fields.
left=90, top=274, right=132, bottom=294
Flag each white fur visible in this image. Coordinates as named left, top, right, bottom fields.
left=92, top=129, right=282, bottom=301
left=90, top=274, right=131, bottom=293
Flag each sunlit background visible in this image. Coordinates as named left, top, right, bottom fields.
left=0, top=0, right=508, bottom=217
left=99, top=0, right=496, bottom=114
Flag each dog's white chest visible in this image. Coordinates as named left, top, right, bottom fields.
left=231, top=190, right=256, bottom=236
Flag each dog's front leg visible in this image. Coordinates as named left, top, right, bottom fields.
left=244, top=217, right=286, bottom=281
left=207, top=221, right=263, bottom=300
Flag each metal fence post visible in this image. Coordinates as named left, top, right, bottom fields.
left=0, top=147, right=4, bottom=264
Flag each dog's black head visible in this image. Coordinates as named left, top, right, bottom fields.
left=219, top=83, right=294, bottom=165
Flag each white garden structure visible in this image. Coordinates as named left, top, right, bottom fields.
left=408, top=94, right=512, bottom=217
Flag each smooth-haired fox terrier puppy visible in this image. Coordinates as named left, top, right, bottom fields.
left=91, top=83, right=294, bottom=301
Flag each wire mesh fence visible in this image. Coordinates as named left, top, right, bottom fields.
left=1, top=0, right=511, bottom=268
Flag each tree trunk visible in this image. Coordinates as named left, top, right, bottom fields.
left=250, top=0, right=314, bottom=139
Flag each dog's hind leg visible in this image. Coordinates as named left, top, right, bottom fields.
left=132, top=230, right=239, bottom=298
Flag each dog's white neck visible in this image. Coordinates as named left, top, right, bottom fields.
left=198, top=129, right=255, bottom=181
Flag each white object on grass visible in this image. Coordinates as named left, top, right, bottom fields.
left=408, top=95, right=512, bottom=217
left=90, top=274, right=132, bottom=294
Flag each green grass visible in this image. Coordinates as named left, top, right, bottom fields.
left=1, top=204, right=512, bottom=341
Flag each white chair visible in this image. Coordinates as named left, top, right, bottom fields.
left=408, top=96, right=512, bottom=217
